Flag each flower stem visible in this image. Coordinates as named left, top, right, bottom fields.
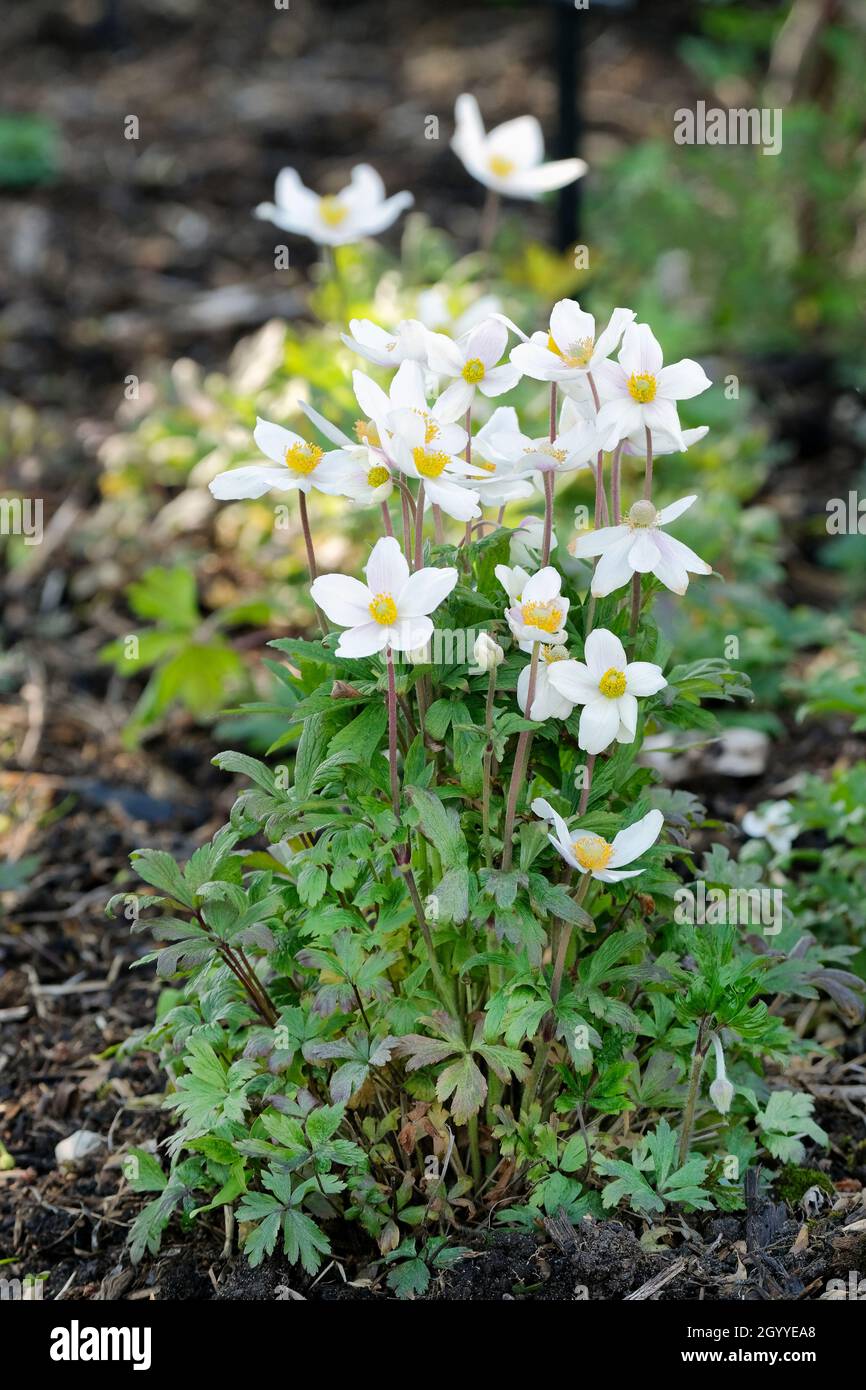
left=298, top=490, right=328, bottom=637
left=611, top=443, right=623, bottom=524
left=467, top=1113, right=482, bottom=1188
left=481, top=665, right=498, bottom=868
left=414, top=483, right=426, bottom=572
left=479, top=188, right=501, bottom=254
left=644, top=425, right=654, bottom=499
left=385, top=645, right=401, bottom=820
left=678, top=1017, right=708, bottom=1166
left=578, top=752, right=595, bottom=816
left=380, top=500, right=394, bottom=537
left=500, top=643, right=540, bottom=872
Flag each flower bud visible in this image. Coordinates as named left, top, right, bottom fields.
left=473, top=632, right=504, bottom=672
left=709, top=1075, right=735, bottom=1115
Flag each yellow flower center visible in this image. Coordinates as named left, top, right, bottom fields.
left=462, top=357, right=486, bottom=384
left=488, top=155, right=515, bottom=178
left=628, top=500, right=658, bottom=529
left=542, top=645, right=569, bottom=665
left=413, top=410, right=440, bottom=443
left=368, top=592, right=398, bottom=625
left=354, top=419, right=381, bottom=448
left=521, top=600, right=563, bottom=634
left=284, top=442, right=323, bottom=475
left=412, top=446, right=449, bottom=479
left=527, top=442, right=567, bottom=463
left=548, top=333, right=594, bottom=368
left=598, top=667, right=627, bottom=699
left=319, top=196, right=348, bottom=228
left=627, top=371, right=657, bottom=403
left=572, top=834, right=614, bottom=872
left=367, top=465, right=390, bottom=488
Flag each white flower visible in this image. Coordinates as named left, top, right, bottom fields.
left=451, top=93, right=587, bottom=200
left=469, top=407, right=537, bottom=506
left=297, top=400, right=394, bottom=504
left=709, top=1036, right=734, bottom=1116
left=510, top=301, right=635, bottom=387
left=518, top=646, right=574, bottom=722
left=537, top=802, right=664, bottom=882
left=571, top=495, right=712, bottom=597
left=486, top=408, right=601, bottom=481
left=547, top=628, right=666, bottom=754
left=390, top=411, right=483, bottom=523
left=592, top=322, right=712, bottom=450
left=509, top=516, right=557, bottom=568
left=473, top=632, right=505, bottom=672
left=418, top=287, right=503, bottom=338
left=426, top=317, right=522, bottom=418
left=209, top=417, right=352, bottom=499
left=255, top=164, right=412, bottom=247
left=503, top=566, right=569, bottom=650
left=620, top=425, right=709, bottom=457
left=310, top=535, right=457, bottom=659
left=741, top=799, right=800, bottom=856
left=341, top=317, right=430, bottom=369
left=494, top=562, right=532, bottom=605
left=354, top=360, right=467, bottom=459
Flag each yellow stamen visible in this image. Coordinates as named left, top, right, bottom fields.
left=488, top=154, right=515, bottom=178
left=367, top=465, right=390, bottom=488
left=521, top=600, right=563, bottom=634
left=355, top=419, right=381, bottom=448
left=413, top=410, right=440, bottom=443
left=628, top=500, right=657, bottom=529
left=528, top=442, right=567, bottom=463
left=627, top=371, right=657, bottom=403
left=412, top=446, right=449, bottom=479
left=572, top=834, right=614, bottom=872
left=284, top=442, right=323, bottom=475
left=542, top=645, right=569, bottom=665
left=368, top=592, right=397, bottom=625
left=547, top=334, right=594, bottom=368
left=319, top=196, right=348, bottom=228
left=474, top=458, right=497, bottom=473
left=462, top=357, right=486, bottom=385
left=598, top=667, right=627, bottom=699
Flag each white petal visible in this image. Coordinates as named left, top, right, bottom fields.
left=584, top=628, right=627, bottom=677
left=657, top=494, right=698, bottom=525
left=335, top=622, right=390, bottom=659
left=389, top=359, right=427, bottom=409
left=591, top=535, right=635, bottom=596
left=619, top=323, right=663, bottom=376
left=628, top=530, right=662, bottom=573
left=616, top=693, right=638, bottom=738
left=352, top=370, right=391, bottom=425
left=464, top=316, right=508, bottom=368
left=299, top=400, right=353, bottom=448
left=398, top=565, right=458, bottom=617
left=479, top=362, right=522, bottom=397
left=571, top=523, right=629, bottom=559
left=486, top=114, right=544, bottom=169
left=550, top=300, right=594, bottom=352
left=426, top=331, right=464, bottom=377
left=503, top=159, right=587, bottom=197
left=365, top=535, right=409, bottom=596
left=625, top=662, right=667, bottom=696
left=608, top=809, right=664, bottom=868
left=424, top=477, right=480, bottom=521
left=209, top=465, right=295, bottom=499
left=253, top=418, right=303, bottom=464
left=390, top=615, right=433, bottom=652
left=435, top=378, right=474, bottom=418
left=661, top=533, right=712, bottom=575
left=520, top=566, right=562, bottom=604
left=657, top=358, right=712, bottom=401
left=591, top=307, right=636, bottom=365
left=310, top=574, right=373, bottom=627
left=578, top=698, right=620, bottom=754
left=547, top=659, right=597, bottom=705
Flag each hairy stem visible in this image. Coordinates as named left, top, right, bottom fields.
left=678, top=1017, right=709, bottom=1166
left=499, top=644, right=540, bottom=872
left=298, top=491, right=328, bottom=637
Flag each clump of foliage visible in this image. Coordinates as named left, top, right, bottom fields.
left=113, top=265, right=861, bottom=1292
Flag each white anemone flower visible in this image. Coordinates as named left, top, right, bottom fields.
left=209, top=418, right=352, bottom=500
left=518, top=645, right=575, bottom=722
left=426, top=317, right=522, bottom=419
left=255, top=164, right=412, bottom=248
left=547, top=628, right=667, bottom=754
left=571, top=495, right=712, bottom=597
left=296, top=400, right=394, bottom=504
left=503, top=566, right=569, bottom=651
left=472, top=632, right=505, bottom=673
left=451, top=94, right=587, bottom=200
left=741, top=799, right=800, bottom=856
left=389, top=411, right=483, bottom=522
left=341, top=317, right=430, bottom=369
left=494, top=562, right=532, bottom=606
left=709, top=1035, right=735, bottom=1116
left=487, top=410, right=601, bottom=482
left=310, top=535, right=457, bottom=659
left=510, top=301, right=635, bottom=388
left=592, top=322, right=712, bottom=450
left=509, top=516, right=557, bottom=568
left=353, top=361, right=467, bottom=460
left=469, top=408, right=537, bottom=506
left=535, top=800, right=664, bottom=882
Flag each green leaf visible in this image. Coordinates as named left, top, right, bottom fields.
left=405, top=786, right=467, bottom=868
